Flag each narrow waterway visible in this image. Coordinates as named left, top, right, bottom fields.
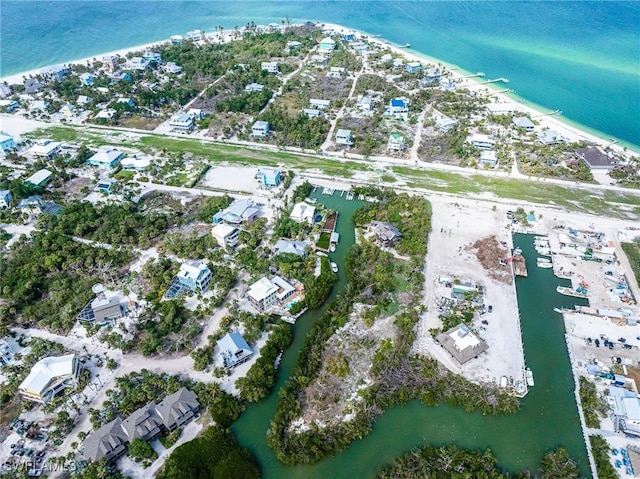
left=232, top=196, right=590, bottom=478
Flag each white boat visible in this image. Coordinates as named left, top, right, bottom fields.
left=536, top=247, right=551, bottom=256
left=537, top=258, right=553, bottom=268
left=513, top=247, right=522, bottom=256
left=316, top=251, right=328, bottom=257
left=330, top=261, right=338, bottom=273
left=526, top=368, right=534, bottom=387
left=500, top=376, right=508, bottom=388
left=329, top=243, right=336, bottom=252
left=274, top=351, right=283, bottom=369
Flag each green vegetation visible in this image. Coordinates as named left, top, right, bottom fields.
left=291, top=180, right=313, bottom=203
left=578, top=377, right=608, bottom=428
left=621, top=237, right=640, bottom=284
left=316, top=231, right=331, bottom=250
left=159, top=428, right=182, bottom=449
left=589, top=435, right=618, bottom=479
left=158, top=425, right=260, bottom=479
left=128, top=437, right=158, bottom=464
left=237, top=322, right=292, bottom=402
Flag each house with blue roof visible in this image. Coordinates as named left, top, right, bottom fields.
left=389, top=98, right=410, bottom=115
left=217, top=332, right=253, bottom=369
left=256, top=168, right=283, bottom=187
left=96, top=179, right=118, bottom=194
left=79, top=73, right=95, bottom=86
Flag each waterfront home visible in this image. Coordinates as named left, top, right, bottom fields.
left=424, top=67, right=441, bottom=82
left=512, top=116, right=535, bottom=132
left=18, top=354, right=81, bottom=404
left=87, top=148, right=124, bottom=169
left=24, top=78, right=44, bottom=94
left=96, top=178, right=118, bottom=194
left=371, top=221, right=402, bottom=247
left=251, top=120, right=270, bottom=137
left=343, top=31, right=356, bottom=42
left=120, top=156, right=150, bottom=170
left=155, top=387, right=200, bottom=431
left=247, top=276, right=296, bottom=311
left=574, top=146, right=615, bottom=170
left=607, top=386, right=640, bottom=437
left=217, top=332, right=253, bottom=369
left=82, top=418, right=128, bottom=463
left=0, top=132, right=16, bottom=153
left=0, top=84, right=11, bottom=98
left=439, top=78, right=457, bottom=91
left=30, top=100, right=50, bottom=112
left=143, top=51, right=162, bottom=64
left=435, top=114, right=456, bottom=133
left=111, top=71, right=133, bottom=83
left=290, top=202, right=315, bottom=224
left=77, top=286, right=126, bottom=325
left=392, top=58, right=404, bottom=70
left=536, top=130, right=564, bottom=145
left=76, top=95, right=93, bottom=106
left=303, top=108, right=323, bottom=119
left=213, top=198, right=261, bottom=224
left=245, top=82, right=265, bottom=93
left=43, top=65, right=69, bottom=82
left=335, top=129, right=353, bottom=146
left=309, top=98, right=331, bottom=110
left=479, top=150, right=498, bottom=168
left=319, top=37, right=336, bottom=52
left=79, top=72, right=95, bottom=86
left=125, top=56, right=148, bottom=71
left=169, top=113, right=195, bottom=132
left=26, top=169, right=53, bottom=187
left=186, top=30, right=204, bottom=41
left=165, top=62, right=183, bottom=74
left=170, top=35, right=184, bottom=45
left=0, top=190, right=13, bottom=208
left=389, top=97, right=410, bottom=115
left=352, top=42, right=369, bottom=55
left=470, top=133, right=496, bottom=149
left=261, top=62, right=279, bottom=74
left=274, top=239, right=309, bottom=257
left=380, top=53, right=393, bottom=64
left=211, top=223, right=239, bottom=250
left=357, top=95, right=373, bottom=112
left=437, top=324, right=489, bottom=365
left=256, top=167, right=282, bottom=187
left=405, top=62, right=423, bottom=74
left=102, top=55, right=120, bottom=73
left=0, top=100, right=19, bottom=112
left=486, top=103, right=516, bottom=115
left=387, top=133, right=406, bottom=152
left=121, top=403, right=163, bottom=442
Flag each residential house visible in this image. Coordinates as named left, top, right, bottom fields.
left=95, top=109, right=116, bottom=120
left=309, top=98, right=331, bottom=110
left=0, top=190, right=12, bottom=208
left=174, top=261, right=212, bottom=293
left=387, top=133, right=406, bottom=152
left=479, top=150, right=498, bottom=168
left=0, top=84, right=11, bottom=98
left=424, top=68, right=441, bottom=82
left=371, top=221, right=402, bottom=247
left=217, top=333, right=253, bottom=369
left=79, top=72, right=95, bottom=86
left=319, top=37, right=336, bottom=52
left=121, top=404, right=163, bottom=441
left=111, top=72, right=132, bottom=82
left=43, top=65, right=69, bottom=82
left=143, top=51, right=162, bottom=64
left=31, top=100, right=50, bottom=112
left=77, top=287, right=126, bottom=325
left=274, top=239, right=309, bottom=257
left=389, top=98, right=409, bottom=115
left=486, top=103, right=516, bottom=115
left=335, top=129, right=353, bottom=146
left=256, top=167, right=283, bottom=187
left=380, top=53, right=393, bottom=64
left=120, top=157, right=150, bottom=170
left=351, top=42, right=368, bottom=55
left=537, top=130, right=564, bottom=146
left=0, top=100, right=19, bottom=112
left=155, top=387, right=200, bottom=431
left=96, top=179, right=118, bottom=194
left=328, top=67, right=346, bottom=77
left=16, top=195, right=44, bottom=214
left=116, top=97, right=135, bottom=108
left=436, top=324, right=489, bottom=365
left=261, top=62, right=279, bottom=74
left=251, top=120, right=270, bottom=137
left=0, top=133, right=16, bottom=153
left=102, top=55, right=120, bottom=73
left=357, top=95, right=373, bottom=112
left=0, top=340, right=14, bottom=366
left=186, top=30, right=204, bottom=41
left=60, top=103, right=76, bottom=117
left=310, top=55, right=328, bottom=65
left=435, top=115, right=456, bottom=133
left=169, top=113, right=195, bottom=132
left=213, top=198, right=261, bottom=224
left=18, top=354, right=81, bottom=404
left=187, top=108, right=205, bottom=120
left=574, top=146, right=615, bottom=170
left=470, top=133, right=496, bottom=149
left=76, top=95, right=93, bottom=106
left=247, top=276, right=296, bottom=311
left=405, top=62, right=423, bottom=74
left=26, top=169, right=53, bottom=187
left=290, top=202, right=315, bottom=224
left=512, top=116, right=535, bottom=132
left=303, top=108, right=323, bottom=118
left=245, top=83, right=265, bottom=93
left=286, top=41, right=302, bottom=51
left=165, top=62, right=183, bottom=74
left=24, top=78, right=44, bottom=94
left=439, top=78, right=457, bottom=91
left=170, top=35, right=184, bottom=45
left=392, top=58, right=404, bottom=69
left=82, top=418, right=129, bottom=463
left=342, top=31, right=356, bottom=42
left=126, top=56, right=148, bottom=71
left=87, top=148, right=124, bottom=169
left=28, top=139, right=61, bottom=158
left=211, top=223, right=239, bottom=250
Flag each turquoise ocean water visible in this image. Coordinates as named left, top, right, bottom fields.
left=1, top=1, right=639, bottom=147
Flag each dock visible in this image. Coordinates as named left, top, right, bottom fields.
left=322, top=187, right=335, bottom=195
left=514, top=256, right=527, bottom=277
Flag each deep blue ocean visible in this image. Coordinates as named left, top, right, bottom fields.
left=1, top=1, right=639, bottom=148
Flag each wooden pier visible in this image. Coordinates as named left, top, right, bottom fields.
left=514, top=256, right=527, bottom=277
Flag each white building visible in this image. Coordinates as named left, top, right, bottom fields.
left=18, top=354, right=81, bottom=404
left=165, top=62, right=183, bottom=74
left=261, top=62, right=279, bottom=74
left=244, top=83, right=265, bottom=93
left=303, top=108, right=323, bottom=119
left=335, top=129, right=353, bottom=146
left=387, top=133, right=406, bottom=152
left=290, top=202, right=315, bottom=224
left=357, top=95, right=373, bottom=112
left=211, top=223, right=239, bottom=250
left=486, top=103, right=516, bottom=115
left=175, top=261, right=212, bottom=292
left=537, top=130, right=564, bottom=145
left=479, top=150, right=498, bottom=168
left=126, top=57, right=148, bottom=71
left=26, top=169, right=53, bottom=187
left=251, top=121, right=270, bottom=137
left=247, top=276, right=296, bottom=311
left=319, top=37, right=336, bottom=52
left=28, top=139, right=61, bottom=158
left=512, top=116, right=535, bottom=132
left=435, top=115, right=456, bottom=133
left=217, top=333, right=252, bottom=369
left=470, top=133, right=495, bottom=149
left=309, top=99, right=331, bottom=110
left=169, top=113, right=195, bottom=132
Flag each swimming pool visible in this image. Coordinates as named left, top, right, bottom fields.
left=285, top=298, right=299, bottom=310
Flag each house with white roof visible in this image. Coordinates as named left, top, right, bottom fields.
left=213, top=198, right=261, bottom=224
left=211, top=223, right=239, bottom=250
left=405, top=62, right=423, bottom=74
left=290, top=202, right=316, bottom=224
left=245, top=83, right=265, bottom=93
left=479, top=150, right=498, bottom=168
left=486, top=103, right=516, bottom=115
left=120, top=157, right=150, bottom=170
left=60, top=103, right=75, bottom=117
left=79, top=72, right=95, bottom=86
left=512, top=116, right=535, bottom=132
left=0, top=84, right=12, bottom=98
left=87, top=148, right=124, bottom=169
left=169, top=113, right=195, bottom=132
left=217, top=332, right=253, bottom=369
left=470, top=133, right=496, bottom=149
left=95, top=109, right=116, bottom=120
left=76, top=95, right=93, bottom=105
left=319, top=37, right=336, bottom=52
left=261, top=62, right=279, bottom=74
left=309, top=99, right=331, bottom=110
left=274, top=239, right=309, bottom=257
left=357, top=95, right=373, bottom=112
left=31, top=100, right=50, bottom=112
left=537, top=130, right=564, bottom=145
left=165, top=62, right=183, bottom=74
left=608, top=386, right=640, bottom=437
left=102, top=55, right=120, bottom=73
left=303, top=108, right=323, bottom=119
left=28, top=139, right=61, bottom=158
left=186, top=30, right=204, bottom=41
left=335, top=129, right=353, bottom=146
left=310, top=54, right=328, bottom=65
left=116, top=97, right=135, bottom=108
left=387, top=133, right=406, bottom=152
left=43, top=65, right=69, bottom=82
left=125, top=56, right=148, bottom=71
left=26, top=169, right=53, bottom=187
left=247, top=276, right=296, bottom=311
left=251, top=120, right=270, bottom=137
left=18, top=354, right=81, bottom=404
left=435, top=115, right=456, bottom=133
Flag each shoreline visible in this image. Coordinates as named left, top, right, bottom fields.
left=2, top=21, right=638, bottom=156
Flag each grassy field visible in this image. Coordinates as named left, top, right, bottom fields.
left=31, top=124, right=640, bottom=218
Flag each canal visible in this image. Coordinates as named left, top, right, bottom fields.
left=231, top=193, right=590, bottom=478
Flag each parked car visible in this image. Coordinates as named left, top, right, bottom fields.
left=488, top=305, right=493, bottom=313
